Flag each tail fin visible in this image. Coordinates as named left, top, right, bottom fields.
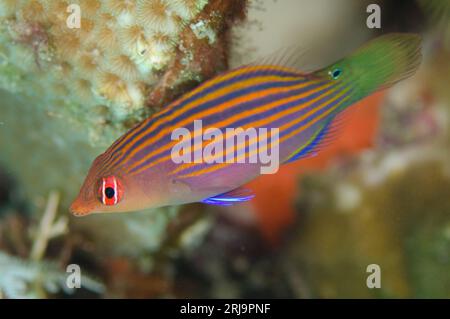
left=358, top=33, right=422, bottom=90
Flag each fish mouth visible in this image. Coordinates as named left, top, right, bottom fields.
left=69, top=199, right=95, bottom=217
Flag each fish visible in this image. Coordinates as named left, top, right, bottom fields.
left=70, top=33, right=422, bottom=216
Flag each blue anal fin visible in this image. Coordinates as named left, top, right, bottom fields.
left=201, top=188, right=255, bottom=206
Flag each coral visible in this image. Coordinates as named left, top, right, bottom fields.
left=0, top=251, right=104, bottom=298
left=29, top=191, right=68, bottom=261
left=146, top=0, right=248, bottom=107
left=0, top=191, right=104, bottom=299
left=0, top=0, right=217, bottom=129
left=0, top=0, right=248, bottom=154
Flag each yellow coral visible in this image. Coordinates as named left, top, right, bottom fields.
left=0, top=0, right=209, bottom=124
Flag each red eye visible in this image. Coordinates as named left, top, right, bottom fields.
left=98, top=176, right=123, bottom=206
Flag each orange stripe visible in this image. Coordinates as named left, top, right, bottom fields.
left=126, top=80, right=331, bottom=175
left=129, top=81, right=337, bottom=176
left=99, top=117, right=153, bottom=172
left=176, top=87, right=351, bottom=178
left=107, top=66, right=301, bottom=168
left=168, top=83, right=338, bottom=175
left=121, top=78, right=320, bottom=173
left=105, top=68, right=250, bottom=154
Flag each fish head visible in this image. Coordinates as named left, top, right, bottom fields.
left=70, top=152, right=154, bottom=216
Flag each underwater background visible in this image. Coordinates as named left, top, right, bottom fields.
left=0, top=0, right=449, bottom=298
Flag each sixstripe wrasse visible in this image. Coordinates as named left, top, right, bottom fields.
left=70, top=33, right=422, bottom=216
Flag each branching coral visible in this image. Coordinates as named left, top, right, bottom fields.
left=0, top=191, right=104, bottom=299
left=0, top=251, right=104, bottom=298
left=29, top=191, right=67, bottom=261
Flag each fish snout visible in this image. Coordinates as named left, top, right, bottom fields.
left=69, top=199, right=94, bottom=217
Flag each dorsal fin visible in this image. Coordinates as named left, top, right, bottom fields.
left=249, top=45, right=329, bottom=74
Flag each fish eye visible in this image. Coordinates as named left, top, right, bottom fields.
left=105, top=187, right=115, bottom=199
left=98, top=176, right=123, bottom=206
left=330, top=68, right=342, bottom=80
